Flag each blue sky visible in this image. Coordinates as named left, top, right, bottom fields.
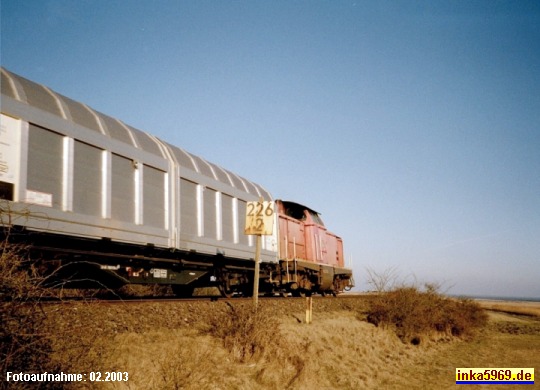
left=2, top=0, right=539, bottom=298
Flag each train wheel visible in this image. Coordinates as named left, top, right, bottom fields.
left=240, top=285, right=253, bottom=298
left=292, top=290, right=306, bottom=298
left=322, top=291, right=335, bottom=297
left=172, top=285, right=194, bottom=298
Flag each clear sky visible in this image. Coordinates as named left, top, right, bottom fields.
left=1, top=1, right=539, bottom=298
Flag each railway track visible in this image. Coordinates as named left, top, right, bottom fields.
left=36, top=292, right=363, bottom=305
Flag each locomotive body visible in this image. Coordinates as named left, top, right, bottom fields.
left=0, top=68, right=353, bottom=296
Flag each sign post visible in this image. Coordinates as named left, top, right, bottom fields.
left=306, top=296, right=313, bottom=324
left=245, top=198, right=275, bottom=307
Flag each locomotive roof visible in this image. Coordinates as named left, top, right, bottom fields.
left=0, top=67, right=271, bottom=199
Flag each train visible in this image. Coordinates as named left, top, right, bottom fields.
left=0, top=67, right=354, bottom=297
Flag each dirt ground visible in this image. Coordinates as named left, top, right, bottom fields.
left=35, top=295, right=540, bottom=389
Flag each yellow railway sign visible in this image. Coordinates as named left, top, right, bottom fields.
left=245, top=200, right=275, bottom=235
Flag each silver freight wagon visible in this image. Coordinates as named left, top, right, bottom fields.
left=0, top=68, right=278, bottom=295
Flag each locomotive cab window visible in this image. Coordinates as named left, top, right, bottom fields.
left=282, top=201, right=326, bottom=226
left=283, top=203, right=306, bottom=221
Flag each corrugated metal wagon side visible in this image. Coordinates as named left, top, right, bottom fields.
left=0, top=68, right=278, bottom=296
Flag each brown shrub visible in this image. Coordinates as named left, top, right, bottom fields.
left=203, top=301, right=308, bottom=388
left=205, top=302, right=279, bottom=363
left=443, top=298, right=489, bottom=337
left=0, top=236, right=54, bottom=380
left=1, top=212, right=111, bottom=389
left=366, top=286, right=487, bottom=344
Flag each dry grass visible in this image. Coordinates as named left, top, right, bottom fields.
left=278, top=311, right=431, bottom=389
left=2, top=292, right=539, bottom=390
left=203, top=302, right=309, bottom=387
left=106, top=330, right=234, bottom=390
left=381, top=310, right=540, bottom=389
left=63, top=307, right=437, bottom=390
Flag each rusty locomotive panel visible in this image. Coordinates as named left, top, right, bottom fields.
left=0, top=67, right=353, bottom=296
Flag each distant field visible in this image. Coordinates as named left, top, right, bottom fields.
left=475, top=299, right=540, bottom=317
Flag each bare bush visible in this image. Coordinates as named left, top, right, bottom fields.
left=366, top=284, right=487, bottom=344
left=365, top=266, right=400, bottom=292
left=205, top=302, right=278, bottom=363
left=0, top=232, right=59, bottom=387
left=1, top=205, right=111, bottom=389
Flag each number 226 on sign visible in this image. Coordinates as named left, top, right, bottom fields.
left=245, top=201, right=275, bottom=235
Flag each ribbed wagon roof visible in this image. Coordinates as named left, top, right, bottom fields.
left=1, top=68, right=271, bottom=199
